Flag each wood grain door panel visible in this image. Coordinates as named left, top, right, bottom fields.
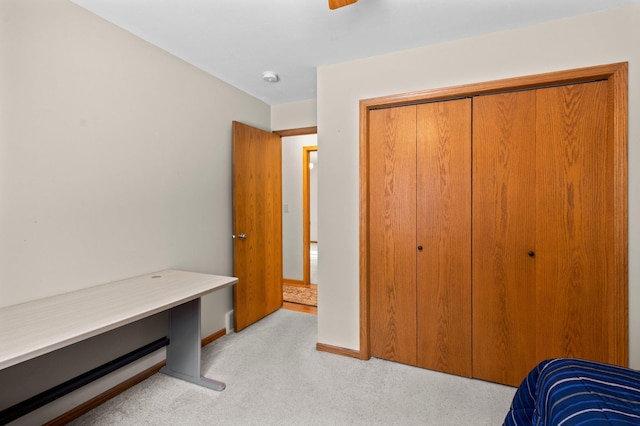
left=535, top=82, right=619, bottom=364
left=361, top=63, right=627, bottom=387
left=369, top=106, right=418, bottom=365
left=416, top=99, right=472, bottom=377
left=472, top=91, right=537, bottom=386
left=232, top=121, right=282, bottom=332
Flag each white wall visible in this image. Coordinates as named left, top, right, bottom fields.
left=0, top=0, right=269, bottom=422
left=317, top=4, right=640, bottom=369
left=282, top=134, right=318, bottom=280
left=0, top=0, right=270, bottom=330
left=271, top=99, right=317, bottom=130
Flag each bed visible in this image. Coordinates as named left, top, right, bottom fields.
left=503, top=358, right=640, bottom=425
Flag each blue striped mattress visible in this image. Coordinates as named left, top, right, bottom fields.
left=504, top=358, right=640, bottom=425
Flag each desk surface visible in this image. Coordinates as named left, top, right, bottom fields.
left=0, top=270, right=237, bottom=370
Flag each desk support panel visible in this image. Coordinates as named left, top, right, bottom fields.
left=160, top=298, right=225, bottom=391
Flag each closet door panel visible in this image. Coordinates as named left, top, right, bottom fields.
left=416, top=99, right=472, bottom=377
left=535, top=81, right=618, bottom=363
left=369, top=106, right=418, bottom=365
left=472, top=91, right=537, bottom=386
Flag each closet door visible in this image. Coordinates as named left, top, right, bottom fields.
left=535, top=81, right=619, bottom=364
left=472, top=91, right=537, bottom=386
left=473, top=81, right=623, bottom=386
left=369, top=105, right=418, bottom=365
left=416, top=99, right=472, bottom=377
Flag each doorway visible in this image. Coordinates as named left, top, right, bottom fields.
left=278, top=128, right=318, bottom=314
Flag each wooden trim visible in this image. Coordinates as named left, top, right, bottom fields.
left=45, top=328, right=227, bottom=425
left=359, top=99, right=371, bottom=361
left=360, top=62, right=628, bottom=110
left=316, top=343, right=361, bottom=360
left=359, top=62, right=628, bottom=364
left=201, top=328, right=227, bottom=347
left=283, top=278, right=306, bottom=287
left=45, top=362, right=164, bottom=426
left=302, top=145, right=318, bottom=286
left=273, top=126, right=317, bottom=137
left=611, top=63, right=629, bottom=365
left=282, top=278, right=309, bottom=287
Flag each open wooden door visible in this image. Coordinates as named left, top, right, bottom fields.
left=232, top=121, right=282, bottom=331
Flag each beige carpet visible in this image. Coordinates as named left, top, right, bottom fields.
left=283, top=285, right=317, bottom=306
left=71, top=310, right=516, bottom=425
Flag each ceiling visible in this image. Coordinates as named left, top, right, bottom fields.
left=70, top=0, right=639, bottom=105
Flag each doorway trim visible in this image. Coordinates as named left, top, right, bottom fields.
left=273, top=126, right=317, bottom=138
left=359, top=62, right=628, bottom=361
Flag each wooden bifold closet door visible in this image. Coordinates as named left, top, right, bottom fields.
left=471, top=90, right=538, bottom=386
left=369, top=105, right=418, bottom=366
left=369, top=99, right=472, bottom=377
left=366, top=67, right=627, bottom=387
left=472, top=81, right=619, bottom=386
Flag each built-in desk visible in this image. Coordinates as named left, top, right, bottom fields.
left=0, top=270, right=237, bottom=423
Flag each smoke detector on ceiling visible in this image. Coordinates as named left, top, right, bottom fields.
left=262, top=71, right=279, bottom=83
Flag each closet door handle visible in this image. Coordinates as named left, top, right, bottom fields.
left=528, top=251, right=535, bottom=257
left=417, top=246, right=423, bottom=251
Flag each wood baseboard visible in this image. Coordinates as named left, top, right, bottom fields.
left=283, top=278, right=306, bottom=287
left=201, top=328, right=226, bottom=347
left=44, top=361, right=164, bottom=426
left=316, top=342, right=362, bottom=360
left=45, top=328, right=227, bottom=425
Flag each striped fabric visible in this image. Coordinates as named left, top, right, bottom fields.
left=504, top=358, right=640, bottom=425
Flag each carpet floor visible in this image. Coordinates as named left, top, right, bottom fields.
left=71, top=310, right=516, bottom=425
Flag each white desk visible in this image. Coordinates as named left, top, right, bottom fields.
left=0, top=269, right=237, bottom=391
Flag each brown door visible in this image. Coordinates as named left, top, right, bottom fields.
left=535, top=81, right=620, bottom=364
left=368, top=105, right=418, bottom=366
left=472, top=81, right=623, bottom=386
left=472, top=91, right=537, bottom=386
left=416, top=99, right=472, bottom=377
left=368, top=100, right=472, bottom=375
left=232, top=121, right=282, bottom=331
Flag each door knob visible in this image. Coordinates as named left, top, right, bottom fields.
left=528, top=251, right=535, bottom=257
left=417, top=245, right=423, bottom=251
left=233, top=233, right=247, bottom=240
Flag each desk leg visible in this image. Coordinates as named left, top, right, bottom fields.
left=160, top=298, right=226, bottom=391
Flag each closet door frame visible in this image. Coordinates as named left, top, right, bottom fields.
left=359, top=62, right=628, bottom=363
